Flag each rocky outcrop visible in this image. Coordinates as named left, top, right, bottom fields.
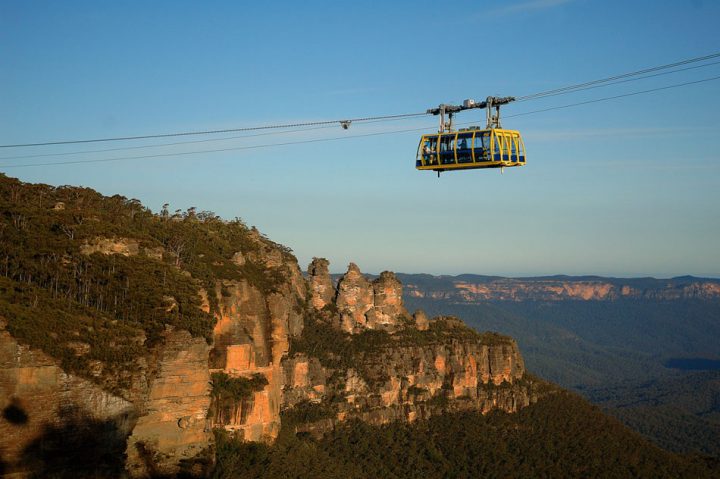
left=307, top=258, right=335, bottom=310
left=0, top=175, right=544, bottom=477
left=282, top=261, right=537, bottom=438
left=0, top=244, right=538, bottom=478
left=336, top=263, right=375, bottom=333
left=369, top=271, right=407, bottom=327
left=80, top=236, right=140, bottom=256
left=79, top=236, right=164, bottom=260
left=335, top=263, right=409, bottom=333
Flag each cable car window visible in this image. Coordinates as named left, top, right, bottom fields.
left=457, top=133, right=472, bottom=164
left=474, top=132, right=489, bottom=162
left=422, top=136, right=438, bottom=166
left=440, top=135, right=455, bottom=165
left=439, top=136, right=449, bottom=151
left=492, top=134, right=502, bottom=161
left=509, top=135, right=517, bottom=161
left=473, top=134, right=482, bottom=149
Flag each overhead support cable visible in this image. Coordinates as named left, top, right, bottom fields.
left=516, top=52, right=720, bottom=101
left=0, top=115, right=416, bottom=162
left=515, top=60, right=720, bottom=102
left=0, top=112, right=428, bottom=149
left=2, top=52, right=719, bottom=150
left=507, top=75, right=720, bottom=118
left=3, top=74, right=719, bottom=169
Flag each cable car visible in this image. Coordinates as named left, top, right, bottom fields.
left=416, top=96, right=526, bottom=175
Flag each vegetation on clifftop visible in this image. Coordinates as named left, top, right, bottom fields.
left=0, top=174, right=292, bottom=386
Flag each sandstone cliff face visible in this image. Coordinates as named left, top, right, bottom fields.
left=283, top=328, right=531, bottom=433
left=0, top=319, right=135, bottom=477
left=125, top=330, right=212, bottom=478
left=0, top=176, right=545, bottom=477
left=404, top=277, right=720, bottom=302
left=206, top=232, right=307, bottom=444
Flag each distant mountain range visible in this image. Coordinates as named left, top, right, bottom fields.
left=393, top=273, right=720, bottom=302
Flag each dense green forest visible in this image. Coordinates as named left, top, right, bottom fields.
left=588, top=371, right=720, bottom=456
left=213, top=391, right=719, bottom=479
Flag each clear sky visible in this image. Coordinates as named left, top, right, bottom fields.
left=1, top=0, right=719, bottom=277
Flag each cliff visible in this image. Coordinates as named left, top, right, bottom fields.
left=398, top=274, right=720, bottom=303
left=0, top=175, right=541, bottom=477
left=285, top=260, right=539, bottom=437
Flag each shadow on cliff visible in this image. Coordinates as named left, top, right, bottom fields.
left=17, top=405, right=127, bottom=478
left=3, top=398, right=29, bottom=425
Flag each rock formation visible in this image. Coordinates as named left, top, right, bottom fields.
left=307, top=257, right=334, bottom=310
left=334, top=263, right=410, bottom=333
left=282, top=319, right=533, bottom=436
left=369, top=271, right=407, bottom=328
left=335, top=262, right=375, bottom=333
left=0, top=236, right=537, bottom=478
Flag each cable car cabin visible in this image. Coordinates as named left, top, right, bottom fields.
left=416, top=128, right=526, bottom=173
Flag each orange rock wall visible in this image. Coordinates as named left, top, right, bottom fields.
left=0, top=320, right=135, bottom=477
left=125, top=330, right=212, bottom=478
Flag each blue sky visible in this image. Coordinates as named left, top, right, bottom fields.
left=1, top=0, right=719, bottom=277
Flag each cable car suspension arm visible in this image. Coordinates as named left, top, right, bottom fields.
left=427, top=96, right=515, bottom=132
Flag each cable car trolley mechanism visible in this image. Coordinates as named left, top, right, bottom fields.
left=416, top=96, right=526, bottom=176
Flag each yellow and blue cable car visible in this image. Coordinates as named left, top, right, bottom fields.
left=416, top=96, right=526, bottom=175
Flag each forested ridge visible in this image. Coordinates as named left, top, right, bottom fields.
left=214, top=390, right=719, bottom=478
left=0, top=174, right=291, bottom=390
